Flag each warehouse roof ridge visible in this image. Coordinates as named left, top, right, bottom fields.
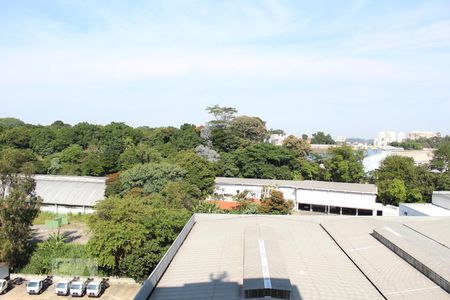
left=34, top=174, right=107, bottom=183
left=215, top=177, right=377, bottom=194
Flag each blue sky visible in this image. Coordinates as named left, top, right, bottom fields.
left=0, top=0, right=449, bottom=138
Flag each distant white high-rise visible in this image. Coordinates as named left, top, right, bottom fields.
left=374, top=131, right=406, bottom=147
left=374, top=131, right=437, bottom=147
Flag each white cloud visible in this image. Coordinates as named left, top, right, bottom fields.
left=347, top=20, right=450, bottom=52
left=0, top=46, right=426, bottom=86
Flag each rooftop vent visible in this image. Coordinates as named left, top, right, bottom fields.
left=243, top=226, right=292, bottom=299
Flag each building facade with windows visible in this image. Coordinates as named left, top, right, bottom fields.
left=214, top=177, right=379, bottom=215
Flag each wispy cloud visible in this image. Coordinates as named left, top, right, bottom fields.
left=347, top=20, right=450, bottom=52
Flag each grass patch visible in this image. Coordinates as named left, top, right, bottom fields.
left=33, top=211, right=90, bottom=225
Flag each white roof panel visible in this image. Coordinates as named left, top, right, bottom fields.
left=34, top=175, right=106, bottom=207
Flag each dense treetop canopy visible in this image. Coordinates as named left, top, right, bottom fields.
left=0, top=110, right=448, bottom=206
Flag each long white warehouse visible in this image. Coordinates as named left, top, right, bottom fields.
left=32, top=174, right=379, bottom=216
left=35, top=175, right=106, bottom=214
left=215, top=177, right=379, bottom=215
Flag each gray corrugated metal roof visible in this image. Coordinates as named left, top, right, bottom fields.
left=146, top=215, right=450, bottom=300
left=322, top=217, right=450, bottom=299
left=148, top=215, right=384, bottom=300
left=215, top=177, right=377, bottom=194
left=34, top=175, right=106, bottom=207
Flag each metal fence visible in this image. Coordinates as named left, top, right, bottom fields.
left=133, top=214, right=196, bottom=300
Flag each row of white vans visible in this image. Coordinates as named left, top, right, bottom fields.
left=28, top=277, right=109, bottom=297
left=1, top=276, right=109, bottom=297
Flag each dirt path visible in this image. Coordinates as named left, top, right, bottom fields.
left=31, top=223, right=91, bottom=244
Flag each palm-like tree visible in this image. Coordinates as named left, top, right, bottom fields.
left=44, top=228, right=68, bottom=252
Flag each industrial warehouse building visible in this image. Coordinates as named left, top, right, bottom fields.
left=134, top=214, right=450, bottom=300
left=214, top=177, right=380, bottom=216
left=34, top=175, right=387, bottom=216
left=35, top=175, right=106, bottom=214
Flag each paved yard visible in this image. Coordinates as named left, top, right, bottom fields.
left=0, top=281, right=140, bottom=300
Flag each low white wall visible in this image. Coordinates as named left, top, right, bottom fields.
left=215, top=184, right=297, bottom=201
left=41, top=205, right=95, bottom=214
left=297, top=189, right=376, bottom=210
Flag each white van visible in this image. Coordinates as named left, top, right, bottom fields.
left=70, top=278, right=92, bottom=297
left=26, top=279, right=44, bottom=295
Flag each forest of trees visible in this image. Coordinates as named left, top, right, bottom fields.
left=1, top=107, right=450, bottom=280
left=1, top=108, right=449, bottom=205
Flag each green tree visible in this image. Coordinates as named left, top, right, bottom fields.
left=322, top=145, right=365, bottom=183
left=118, top=143, right=162, bottom=170
left=0, top=117, right=25, bottom=128
left=268, top=129, right=285, bottom=135
left=0, top=150, right=41, bottom=269
left=119, top=162, right=186, bottom=195
left=210, top=127, right=241, bottom=153
left=374, top=155, right=435, bottom=204
left=205, top=105, right=241, bottom=152
left=296, top=159, right=321, bottom=180
left=431, top=141, right=450, bottom=172
left=173, top=151, right=215, bottom=196
left=229, top=116, right=268, bottom=145
left=205, top=105, right=237, bottom=128
left=311, top=131, right=335, bottom=144
left=282, top=135, right=311, bottom=158
left=390, top=140, right=423, bottom=150
left=259, top=190, right=293, bottom=215
left=72, top=122, right=102, bottom=149
left=170, top=124, right=205, bottom=151
left=160, top=181, right=201, bottom=210
left=194, top=201, right=223, bottom=213
left=1, top=126, right=32, bottom=149
left=435, top=172, right=450, bottom=191
left=378, top=178, right=407, bottom=205
left=80, top=151, right=105, bottom=176
left=218, top=143, right=298, bottom=180
left=88, top=195, right=190, bottom=281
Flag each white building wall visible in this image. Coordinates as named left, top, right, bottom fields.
left=41, top=204, right=95, bottom=214
left=399, top=204, right=428, bottom=216
left=215, top=184, right=262, bottom=199
left=296, top=189, right=376, bottom=210
left=432, top=192, right=450, bottom=210
left=215, top=184, right=297, bottom=200
left=215, top=183, right=377, bottom=213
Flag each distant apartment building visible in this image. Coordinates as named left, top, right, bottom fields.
left=335, top=136, right=346, bottom=143
left=374, top=131, right=437, bottom=147
left=408, top=131, right=438, bottom=140
left=373, top=131, right=405, bottom=147
left=268, top=133, right=287, bottom=146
